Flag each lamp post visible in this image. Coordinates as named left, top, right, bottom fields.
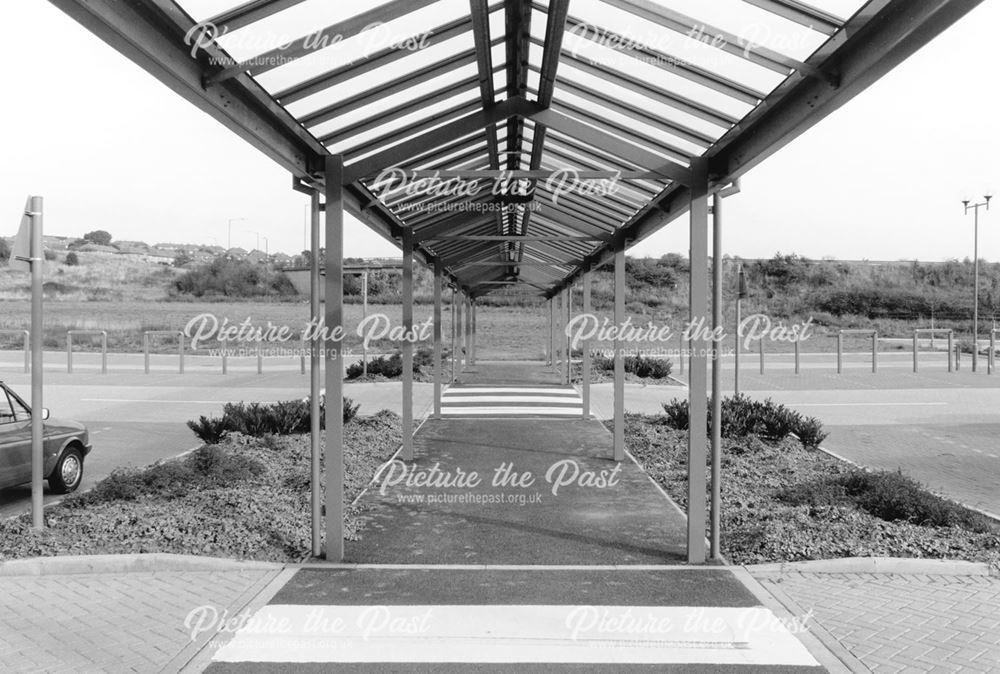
left=963, top=195, right=991, bottom=372
left=227, top=217, right=246, bottom=250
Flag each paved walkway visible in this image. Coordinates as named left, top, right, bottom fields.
left=2, top=362, right=998, bottom=671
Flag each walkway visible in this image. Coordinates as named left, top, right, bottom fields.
left=203, top=361, right=826, bottom=671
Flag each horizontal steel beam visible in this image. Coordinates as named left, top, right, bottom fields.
left=430, top=234, right=606, bottom=241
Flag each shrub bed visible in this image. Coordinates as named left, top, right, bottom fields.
left=623, top=414, right=1000, bottom=565
left=345, top=347, right=450, bottom=382
left=571, top=354, right=675, bottom=384
left=661, top=394, right=828, bottom=448
left=0, top=411, right=402, bottom=561
left=187, top=398, right=359, bottom=444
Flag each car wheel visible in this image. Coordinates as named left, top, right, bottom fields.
left=49, top=446, right=84, bottom=494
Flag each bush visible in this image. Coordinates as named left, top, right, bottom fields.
left=64, top=251, right=79, bottom=266
left=593, top=354, right=672, bottom=379
left=346, top=349, right=443, bottom=380
left=71, top=445, right=264, bottom=506
left=660, top=394, right=828, bottom=448
left=173, top=257, right=297, bottom=298
left=777, top=469, right=997, bottom=533
left=83, top=229, right=113, bottom=246
left=0, top=238, right=9, bottom=261
left=186, top=397, right=359, bottom=442
left=187, top=416, right=230, bottom=444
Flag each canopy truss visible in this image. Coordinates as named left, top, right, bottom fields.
left=50, top=0, right=982, bottom=299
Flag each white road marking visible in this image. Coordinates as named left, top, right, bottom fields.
left=787, top=402, right=948, bottom=407
left=442, top=407, right=584, bottom=416
left=212, top=605, right=818, bottom=666
left=447, top=387, right=579, bottom=395
left=442, top=395, right=583, bottom=404
left=81, top=398, right=274, bottom=404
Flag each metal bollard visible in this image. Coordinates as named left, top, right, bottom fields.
left=948, top=332, right=954, bottom=372
left=913, top=332, right=919, bottom=372
left=794, top=339, right=800, bottom=374
left=837, top=332, right=843, bottom=374
left=872, top=332, right=878, bottom=373
left=0, top=330, right=32, bottom=374
left=759, top=337, right=764, bottom=374
left=257, top=343, right=263, bottom=375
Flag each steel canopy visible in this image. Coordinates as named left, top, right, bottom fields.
left=50, top=0, right=982, bottom=296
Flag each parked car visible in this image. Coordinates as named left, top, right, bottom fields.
left=0, top=381, right=91, bottom=493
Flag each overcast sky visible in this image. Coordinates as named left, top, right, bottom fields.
left=2, top=1, right=998, bottom=261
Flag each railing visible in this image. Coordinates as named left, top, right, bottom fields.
left=143, top=330, right=184, bottom=374
left=913, top=329, right=953, bottom=373
left=992, top=329, right=1000, bottom=374
left=0, top=330, right=29, bottom=373
left=66, top=330, right=108, bottom=374
left=837, top=329, right=878, bottom=373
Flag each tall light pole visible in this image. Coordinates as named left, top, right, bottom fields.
left=227, top=217, right=246, bottom=250
left=963, top=195, right=991, bottom=372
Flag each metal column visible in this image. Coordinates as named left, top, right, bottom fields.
left=613, top=244, right=625, bottom=462
left=465, top=295, right=472, bottom=368
left=548, top=298, right=555, bottom=366
left=564, top=286, right=572, bottom=384
left=323, top=155, right=345, bottom=561
left=687, top=158, right=710, bottom=564
left=554, top=292, right=563, bottom=376
left=455, top=291, right=463, bottom=373
left=582, top=270, right=592, bottom=419
left=308, top=190, right=322, bottom=558
left=433, top=260, right=443, bottom=419
left=28, top=197, right=44, bottom=530
left=470, top=301, right=477, bottom=365
left=710, top=191, right=723, bottom=561
left=361, top=271, right=368, bottom=377
left=401, top=229, right=414, bottom=461
left=450, top=287, right=457, bottom=381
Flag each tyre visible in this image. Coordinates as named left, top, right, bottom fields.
left=48, top=446, right=84, bottom=494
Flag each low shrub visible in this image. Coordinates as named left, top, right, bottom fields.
left=593, top=354, right=672, bottom=379
left=660, top=394, right=828, bottom=448
left=345, top=347, right=447, bottom=380
left=777, top=469, right=998, bottom=533
left=186, top=398, right=359, bottom=443
left=70, top=445, right=265, bottom=506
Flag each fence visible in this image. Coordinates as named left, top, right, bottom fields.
left=143, top=330, right=184, bottom=374
left=66, top=330, right=108, bottom=374
left=837, top=329, right=878, bottom=374
left=913, top=329, right=953, bottom=373
left=0, top=330, right=29, bottom=373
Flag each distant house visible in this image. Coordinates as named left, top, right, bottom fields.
left=272, top=253, right=292, bottom=266
left=245, top=249, right=268, bottom=264
left=226, top=247, right=248, bottom=259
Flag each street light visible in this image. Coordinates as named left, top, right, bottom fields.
left=227, top=217, right=246, bottom=249
left=963, top=194, right=991, bottom=372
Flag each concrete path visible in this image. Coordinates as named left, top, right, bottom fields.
left=194, top=362, right=828, bottom=671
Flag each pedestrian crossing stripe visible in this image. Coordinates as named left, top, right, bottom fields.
left=441, top=386, right=584, bottom=417
left=210, top=604, right=819, bottom=666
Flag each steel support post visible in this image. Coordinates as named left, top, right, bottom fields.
left=465, top=295, right=472, bottom=369
left=451, top=288, right=457, bottom=381
left=308, top=190, right=322, bottom=558
left=549, top=297, right=556, bottom=367
left=471, top=301, right=477, bottom=365
left=323, top=155, right=345, bottom=561
left=687, top=158, right=710, bottom=564
left=554, top=291, right=563, bottom=377
left=564, top=287, right=571, bottom=384
left=582, top=270, right=592, bottom=419
left=710, top=191, right=722, bottom=561
left=455, top=292, right=463, bottom=373
left=401, top=229, right=414, bottom=461
left=613, top=243, right=626, bottom=463
left=734, top=298, right=741, bottom=395
left=362, top=271, right=368, bottom=377
left=29, top=197, right=43, bottom=530
left=433, top=260, right=443, bottom=419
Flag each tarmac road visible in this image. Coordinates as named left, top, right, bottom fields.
left=0, top=368, right=432, bottom=519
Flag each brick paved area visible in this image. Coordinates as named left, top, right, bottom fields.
left=0, top=569, right=274, bottom=673
left=752, top=571, right=1000, bottom=673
